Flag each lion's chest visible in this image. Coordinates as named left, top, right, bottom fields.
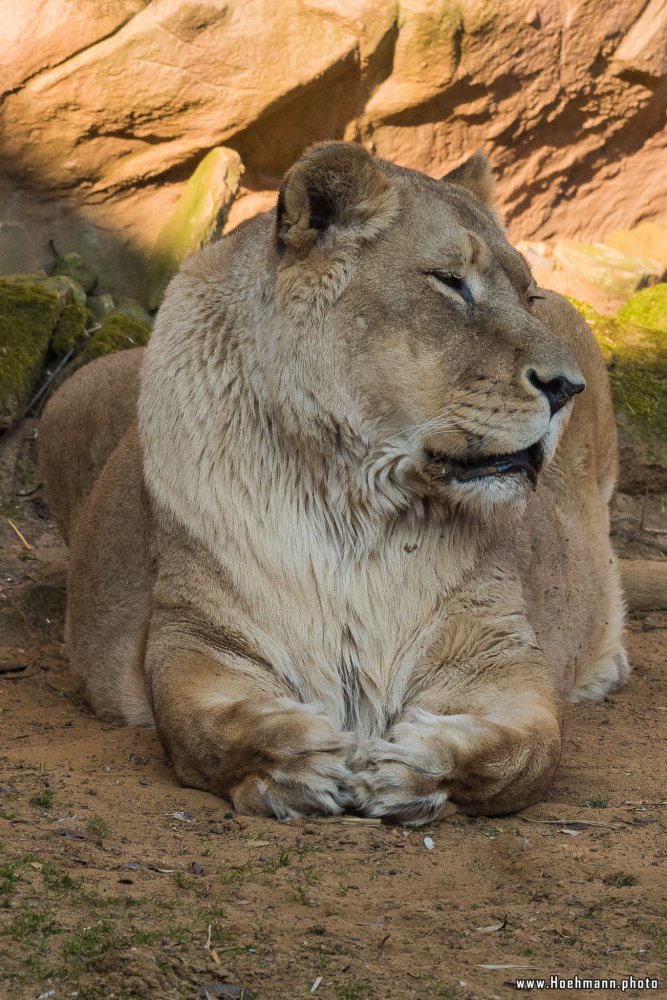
left=252, top=533, right=462, bottom=737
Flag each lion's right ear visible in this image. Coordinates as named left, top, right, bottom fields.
left=276, top=143, right=399, bottom=255
left=441, top=151, right=495, bottom=205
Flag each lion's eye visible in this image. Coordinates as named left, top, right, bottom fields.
left=527, top=288, right=545, bottom=308
left=429, top=271, right=473, bottom=304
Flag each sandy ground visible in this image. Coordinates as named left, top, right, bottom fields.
left=1, top=422, right=665, bottom=1000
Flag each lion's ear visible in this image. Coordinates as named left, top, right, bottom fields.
left=277, top=142, right=398, bottom=254
left=441, top=151, right=495, bottom=204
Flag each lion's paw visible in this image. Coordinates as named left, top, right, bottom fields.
left=229, top=702, right=356, bottom=819
left=351, top=713, right=458, bottom=824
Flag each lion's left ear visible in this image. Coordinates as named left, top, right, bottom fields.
left=277, top=142, right=399, bottom=255
left=441, top=151, right=495, bottom=205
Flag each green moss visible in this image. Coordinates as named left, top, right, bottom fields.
left=617, top=284, right=667, bottom=331
left=49, top=250, right=98, bottom=295
left=76, top=313, right=150, bottom=367
left=569, top=297, right=667, bottom=445
left=147, top=146, right=243, bottom=309
left=51, top=301, right=87, bottom=357
left=0, top=281, right=62, bottom=427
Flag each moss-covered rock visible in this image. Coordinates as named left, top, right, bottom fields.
left=111, top=297, right=153, bottom=327
left=146, top=146, right=243, bottom=310
left=570, top=298, right=667, bottom=492
left=616, top=284, right=667, bottom=331
left=51, top=301, right=87, bottom=357
left=49, top=249, right=98, bottom=295
left=86, top=293, right=116, bottom=322
left=0, top=280, right=63, bottom=428
left=555, top=240, right=662, bottom=298
left=75, top=313, right=150, bottom=368
left=0, top=272, right=86, bottom=307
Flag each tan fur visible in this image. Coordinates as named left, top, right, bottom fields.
left=40, top=143, right=635, bottom=822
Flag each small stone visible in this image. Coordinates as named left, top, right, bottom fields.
left=111, top=297, right=153, bottom=327
left=86, top=293, right=116, bottom=321
left=49, top=247, right=98, bottom=294
left=554, top=240, right=662, bottom=298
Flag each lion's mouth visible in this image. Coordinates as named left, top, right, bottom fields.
left=425, top=440, right=544, bottom=486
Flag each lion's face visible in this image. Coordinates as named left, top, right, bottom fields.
left=275, top=144, right=584, bottom=513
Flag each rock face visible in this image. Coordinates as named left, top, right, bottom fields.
left=1, top=0, right=666, bottom=296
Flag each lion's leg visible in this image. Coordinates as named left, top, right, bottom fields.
left=353, top=606, right=563, bottom=822
left=39, top=349, right=144, bottom=544
left=66, top=426, right=153, bottom=725
left=145, top=617, right=355, bottom=818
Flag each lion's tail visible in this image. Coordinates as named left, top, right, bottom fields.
left=619, top=559, right=667, bottom=612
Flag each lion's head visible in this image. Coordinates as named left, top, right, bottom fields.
left=270, top=142, right=584, bottom=516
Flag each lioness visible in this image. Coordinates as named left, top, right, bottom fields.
left=40, top=143, right=630, bottom=822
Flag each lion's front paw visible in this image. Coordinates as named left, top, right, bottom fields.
left=228, top=703, right=356, bottom=819
left=353, top=706, right=560, bottom=821
left=351, top=717, right=453, bottom=824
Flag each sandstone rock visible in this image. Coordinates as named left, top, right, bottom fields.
left=146, top=147, right=243, bottom=310
left=554, top=241, right=663, bottom=299
left=605, top=223, right=667, bottom=271
left=610, top=0, right=667, bottom=80
left=1, top=1, right=667, bottom=293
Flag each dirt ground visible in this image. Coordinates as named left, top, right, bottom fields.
left=1, top=422, right=665, bottom=1000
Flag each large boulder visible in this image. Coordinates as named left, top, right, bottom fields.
left=1, top=1, right=666, bottom=294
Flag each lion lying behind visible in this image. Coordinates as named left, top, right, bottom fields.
left=40, top=143, right=634, bottom=822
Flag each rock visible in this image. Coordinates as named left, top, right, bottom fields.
left=516, top=241, right=554, bottom=273
left=111, top=297, right=153, bottom=327
left=617, top=284, right=667, bottom=331
left=2, top=273, right=88, bottom=308
left=605, top=223, right=667, bottom=271
left=2, top=1, right=667, bottom=294
left=86, top=294, right=117, bottom=322
left=0, top=222, right=41, bottom=274
left=554, top=241, right=663, bottom=299
left=49, top=248, right=98, bottom=294
left=571, top=298, right=667, bottom=493
left=51, top=301, right=88, bottom=358
left=610, top=0, right=667, bottom=80
left=146, top=147, right=243, bottom=310
left=0, top=278, right=64, bottom=428
left=75, top=313, right=150, bottom=369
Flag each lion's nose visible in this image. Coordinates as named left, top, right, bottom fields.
left=526, top=369, right=585, bottom=415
